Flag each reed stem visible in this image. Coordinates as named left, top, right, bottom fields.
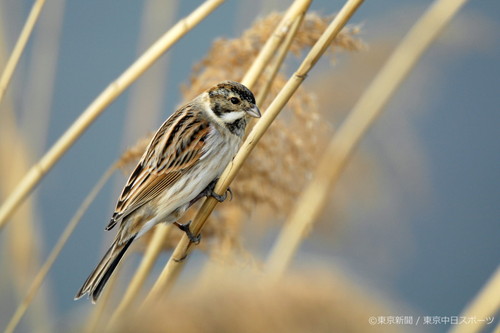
left=265, top=0, right=469, bottom=279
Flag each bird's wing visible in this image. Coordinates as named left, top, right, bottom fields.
left=107, top=105, right=210, bottom=230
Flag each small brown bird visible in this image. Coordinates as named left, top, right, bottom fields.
left=75, top=81, right=260, bottom=303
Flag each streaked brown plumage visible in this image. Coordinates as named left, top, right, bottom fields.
left=75, top=81, right=260, bottom=303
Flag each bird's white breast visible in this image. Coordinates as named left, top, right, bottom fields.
left=152, top=124, right=241, bottom=224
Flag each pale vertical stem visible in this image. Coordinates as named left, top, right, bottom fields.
left=0, top=0, right=226, bottom=231
left=241, top=0, right=312, bottom=88
left=265, top=0, right=469, bottom=279
left=121, top=0, right=178, bottom=147
left=245, top=13, right=306, bottom=135
left=20, top=0, right=66, bottom=155
left=107, top=224, right=172, bottom=327
left=256, top=13, right=304, bottom=105
left=0, top=0, right=46, bottom=103
left=1, top=105, right=52, bottom=333
left=141, top=0, right=364, bottom=306
left=4, top=166, right=115, bottom=333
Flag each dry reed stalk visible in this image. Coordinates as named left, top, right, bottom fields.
left=107, top=224, right=173, bottom=327
left=265, top=0, right=470, bottom=279
left=449, top=265, right=500, bottom=333
left=0, top=103, right=52, bottom=331
left=0, top=0, right=225, bottom=230
left=256, top=15, right=304, bottom=106
left=120, top=0, right=177, bottom=148
left=241, top=0, right=312, bottom=89
left=3, top=166, right=115, bottom=333
left=20, top=0, right=65, bottom=155
left=0, top=131, right=52, bottom=332
left=0, top=0, right=46, bottom=103
left=141, top=0, right=364, bottom=305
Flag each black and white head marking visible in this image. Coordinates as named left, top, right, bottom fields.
left=205, top=81, right=260, bottom=137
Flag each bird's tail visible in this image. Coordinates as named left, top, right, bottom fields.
left=75, top=235, right=135, bottom=303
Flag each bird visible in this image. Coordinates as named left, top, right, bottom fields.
left=75, top=81, right=260, bottom=303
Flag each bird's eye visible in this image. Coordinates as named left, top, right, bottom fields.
left=230, top=97, right=240, bottom=104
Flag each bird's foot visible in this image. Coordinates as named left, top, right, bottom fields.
left=209, top=186, right=232, bottom=202
left=173, top=220, right=201, bottom=244
left=190, top=179, right=233, bottom=205
left=204, top=178, right=232, bottom=202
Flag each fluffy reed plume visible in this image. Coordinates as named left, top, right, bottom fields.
left=109, top=268, right=401, bottom=333
left=182, top=12, right=363, bottom=98
left=115, top=12, right=363, bottom=255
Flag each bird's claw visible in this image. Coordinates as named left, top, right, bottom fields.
left=173, top=220, right=201, bottom=244
left=210, top=187, right=232, bottom=202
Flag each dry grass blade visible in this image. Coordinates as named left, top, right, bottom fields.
left=1, top=99, right=52, bottom=331
left=0, top=0, right=225, bottom=231
left=3, top=166, right=115, bottom=333
left=265, top=0, right=470, bottom=279
left=0, top=0, right=46, bottom=103
left=449, top=265, right=500, bottom=333
left=21, top=0, right=65, bottom=155
left=256, top=13, right=304, bottom=107
left=108, top=224, right=173, bottom=327
left=121, top=0, right=177, bottom=148
left=141, top=0, right=364, bottom=305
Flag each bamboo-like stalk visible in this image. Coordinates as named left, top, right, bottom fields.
left=0, top=0, right=225, bottom=231
left=265, top=0, right=470, bottom=279
left=242, top=0, right=312, bottom=89
left=0, top=0, right=46, bottom=104
left=239, top=17, right=305, bottom=151
left=0, top=99, right=52, bottom=331
left=107, top=224, right=172, bottom=327
left=449, top=265, right=500, bottom=333
left=141, top=0, right=364, bottom=306
left=256, top=12, right=304, bottom=106
left=20, top=0, right=65, bottom=156
left=120, top=0, right=177, bottom=148
left=3, top=166, right=115, bottom=333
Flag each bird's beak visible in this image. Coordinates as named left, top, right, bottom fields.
left=246, top=105, right=261, bottom=118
